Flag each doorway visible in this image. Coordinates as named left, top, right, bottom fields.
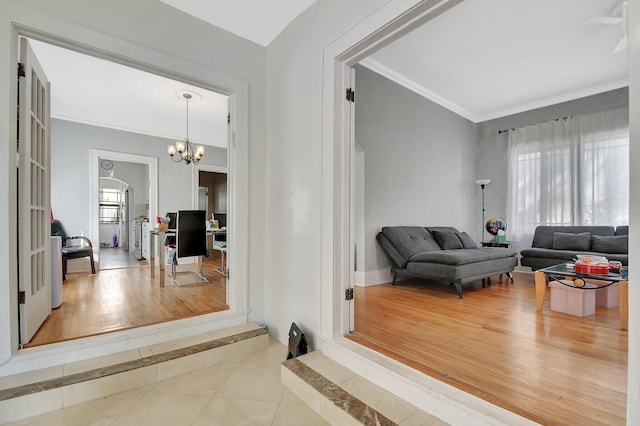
left=97, top=158, right=151, bottom=271
left=321, top=0, right=633, bottom=423
left=15, top=34, right=242, bottom=350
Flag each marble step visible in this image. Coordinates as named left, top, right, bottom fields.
left=282, top=351, right=449, bottom=426
left=0, top=324, right=269, bottom=424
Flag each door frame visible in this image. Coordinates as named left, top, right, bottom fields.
left=318, top=0, right=561, bottom=422
left=320, top=0, right=639, bottom=423
left=320, top=0, right=466, bottom=340
left=193, top=164, right=229, bottom=303
left=1, top=19, right=250, bottom=374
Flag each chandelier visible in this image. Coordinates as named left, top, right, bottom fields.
left=167, top=93, right=205, bottom=165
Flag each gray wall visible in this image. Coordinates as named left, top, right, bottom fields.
left=354, top=65, right=476, bottom=277
left=352, top=66, right=628, bottom=275
left=51, top=118, right=227, bottom=239
left=475, top=87, right=629, bottom=247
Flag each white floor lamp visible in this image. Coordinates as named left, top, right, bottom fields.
left=476, top=179, right=490, bottom=243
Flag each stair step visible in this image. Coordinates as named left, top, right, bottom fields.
left=0, top=324, right=269, bottom=424
left=282, top=351, right=449, bottom=425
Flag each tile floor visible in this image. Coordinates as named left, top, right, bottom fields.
left=1, top=338, right=329, bottom=426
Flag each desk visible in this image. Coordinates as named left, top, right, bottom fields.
left=149, top=229, right=227, bottom=286
left=535, top=263, right=628, bottom=329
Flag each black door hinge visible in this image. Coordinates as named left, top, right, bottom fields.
left=346, top=88, right=355, bottom=103
left=227, top=113, right=231, bottom=124
left=18, top=291, right=25, bottom=304
left=18, top=62, right=25, bottom=78
left=345, top=287, right=354, bottom=301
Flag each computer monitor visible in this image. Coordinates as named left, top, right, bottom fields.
left=166, top=212, right=177, bottom=230
left=214, top=213, right=227, bottom=228
left=213, top=213, right=227, bottom=242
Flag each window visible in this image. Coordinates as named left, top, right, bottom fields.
left=507, top=107, right=629, bottom=241
left=99, top=188, right=121, bottom=224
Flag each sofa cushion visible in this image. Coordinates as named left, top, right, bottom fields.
left=615, top=226, right=628, bottom=236
left=408, top=255, right=518, bottom=282
left=520, top=247, right=588, bottom=261
left=380, top=226, right=441, bottom=261
left=531, top=226, right=614, bottom=249
left=591, top=235, right=628, bottom=254
left=376, top=233, right=409, bottom=269
left=456, top=231, right=478, bottom=249
left=410, top=248, right=517, bottom=266
left=552, top=232, right=591, bottom=251
left=432, top=230, right=463, bottom=250
left=426, top=226, right=460, bottom=234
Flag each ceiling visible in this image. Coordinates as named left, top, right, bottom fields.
left=29, top=39, right=230, bottom=149
left=29, top=0, right=628, bottom=148
left=362, top=0, right=628, bottom=122
left=157, top=0, right=317, bottom=47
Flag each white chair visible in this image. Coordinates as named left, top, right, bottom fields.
left=212, top=240, right=228, bottom=277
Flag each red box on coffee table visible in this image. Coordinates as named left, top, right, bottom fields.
left=575, top=262, right=609, bottom=275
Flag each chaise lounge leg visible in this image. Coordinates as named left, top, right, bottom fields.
left=453, top=282, right=463, bottom=299
left=507, top=272, right=514, bottom=283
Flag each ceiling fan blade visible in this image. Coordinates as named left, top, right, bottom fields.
left=585, top=16, right=623, bottom=25
left=613, top=37, right=628, bottom=54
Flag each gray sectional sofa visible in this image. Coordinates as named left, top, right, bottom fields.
left=520, top=225, right=628, bottom=270
left=376, top=226, right=518, bottom=298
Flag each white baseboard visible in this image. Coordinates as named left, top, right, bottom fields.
left=355, top=269, right=398, bottom=287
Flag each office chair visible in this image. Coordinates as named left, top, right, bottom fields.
left=51, top=220, right=96, bottom=280
left=170, top=210, right=209, bottom=285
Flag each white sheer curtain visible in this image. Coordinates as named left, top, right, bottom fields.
left=507, top=107, right=629, bottom=242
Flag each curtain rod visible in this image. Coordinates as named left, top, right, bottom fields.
left=497, top=115, right=572, bottom=135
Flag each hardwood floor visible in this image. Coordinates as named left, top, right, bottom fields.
left=349, top=272, right=627, bottom=426
left=98, top=247, right=144, bottom=270
left=27, top=253, right=228, bottom=347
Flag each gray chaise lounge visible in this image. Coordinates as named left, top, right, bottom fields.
left=376, top=226, right=518, bottom=298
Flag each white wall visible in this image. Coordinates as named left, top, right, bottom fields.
left=354, top=65, right=476, bottom=279
left=264, top=0, right=391, bottom=344
left=0, top=0, right=266, bottom=362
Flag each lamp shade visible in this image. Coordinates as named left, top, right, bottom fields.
left=476, top=179, right=490, bottom=185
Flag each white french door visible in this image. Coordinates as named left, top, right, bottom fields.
left=18, top=37, right=52, bottom=344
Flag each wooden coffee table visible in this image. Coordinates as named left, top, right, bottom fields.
left=534, top=263, right=628, bottom=329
